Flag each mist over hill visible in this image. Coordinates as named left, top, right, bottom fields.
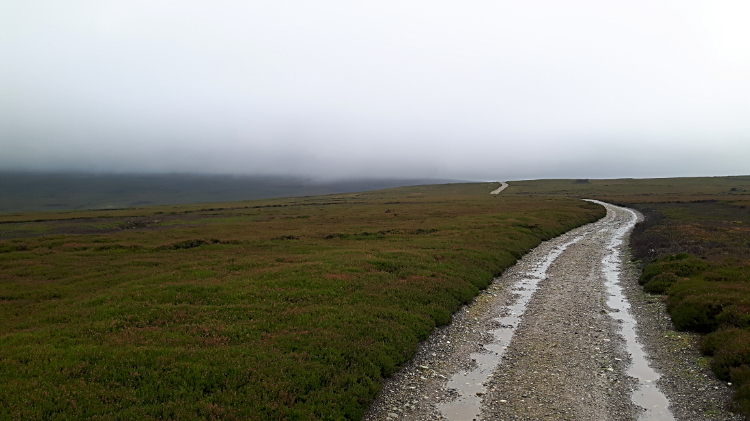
left=0, top=172, right=466, bottom=213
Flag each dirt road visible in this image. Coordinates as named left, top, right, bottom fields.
left=490, top=182, right=509, bottom=194
left=363, top=202, right=740, bottom=420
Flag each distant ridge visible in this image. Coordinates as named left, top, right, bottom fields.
left=0, top=172, right=466, bottom=213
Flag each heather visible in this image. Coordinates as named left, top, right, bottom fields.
left=0, top=183, right=603, bottom=420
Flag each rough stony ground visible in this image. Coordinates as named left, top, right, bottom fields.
left=362, top=202, right=742, bottom=421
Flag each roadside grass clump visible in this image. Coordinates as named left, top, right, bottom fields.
left=638, top=253, right=707, bottom=294
left=702, top=327, right=750, bottom=414
left=640, top=272, right=680, bottom=294
left=0, top=183, right=603, bottom=420
left=701, top=328, right=750, bottom=377
left=732, top=365, right=750, bottom=415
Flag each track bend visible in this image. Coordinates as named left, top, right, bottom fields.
left=490, top=182, right=508, bottom=194
left=363, top=202, right=738, bottom=421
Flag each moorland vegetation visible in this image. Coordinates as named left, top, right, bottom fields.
left=0, top=183, right=603, bottom=420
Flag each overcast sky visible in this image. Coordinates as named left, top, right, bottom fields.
left=2, top=1, right=749, bottom=181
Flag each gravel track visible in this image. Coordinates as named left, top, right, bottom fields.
left=490, top=183, right=509, bottom=194
left=363, top=202, right=741, bottom=421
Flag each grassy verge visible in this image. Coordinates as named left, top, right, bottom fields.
left=0, top=183, right=603, bottom=420
left=508, top=176, right=750, bottom=415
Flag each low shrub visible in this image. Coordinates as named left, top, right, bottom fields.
left=716, top=305, right=750, bottom=330
left=668, top=294, right=724, bottom=332
left=639, top=254, right=705, bottom=283
left=701, top=328, right=743, bottom=356
left=708, top=329, right=750, bottom=381
left=732, top=365, right=750, bottom=415
left=0, top=244, right=28, bottom=253
left=642, top=272, right=679, bottom=294
left=639, top=254, right=708, bottom=295
left=704, top=267, right=748, bottom=283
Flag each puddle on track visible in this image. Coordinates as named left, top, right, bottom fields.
left=437, top=235, right=584, bottom=420
left=591, top=200, right=676, bottom=421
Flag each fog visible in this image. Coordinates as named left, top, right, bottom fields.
left=2, top=1, right=749, bottom=181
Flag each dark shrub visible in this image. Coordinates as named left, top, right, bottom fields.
left=665, top=257, right=707, bottom=277
left=732, top=365, right=750, bottom=415
left=701, top=328, right=742, bottom=355
left=716, top=305, right=750, bottom=330
left=668, top=295, right=724, bottom=332
left=709, top=329, right=750, bottom=380
left=736, top=383, right=750, bottom=416
left=639, top=254, right=706, bottom=286
left=160, top=239, right=220, bottom=250
left=428, top=307, right=451, bottom=327
left=704, top=267, right=748, bottom=283
left=640, top=264, right=665, bottom=285
left=643, top=272, right=679, bottom=294
left=371, top=260, right=403, bottom=273
left=731, top=364, right=750, bottom=387
left=273, top=235, right=300, bottom=240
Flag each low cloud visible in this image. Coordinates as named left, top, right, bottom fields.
left=2, top=1, right=749, bottom=180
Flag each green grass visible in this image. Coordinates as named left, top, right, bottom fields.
left=0, top=183, right=603, bottom=420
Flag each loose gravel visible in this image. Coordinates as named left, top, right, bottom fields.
left=362, top=202, right=742, bottom=421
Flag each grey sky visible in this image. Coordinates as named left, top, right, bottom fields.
left=2, top=1, right=749, bottom=180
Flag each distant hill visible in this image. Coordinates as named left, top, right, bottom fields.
left=0, top=172, right=465, bottom=213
